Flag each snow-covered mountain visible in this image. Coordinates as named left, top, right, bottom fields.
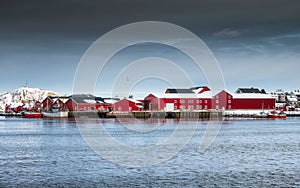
left=0, top=87, right=60, bottom=111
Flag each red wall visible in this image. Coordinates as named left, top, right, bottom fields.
left=42, top=98, right=53, bottom=110
left=163, top=98, right=212, bottom=110
left=211, top=90, right=233, bottom=110
left=232, top=99, right=275, bottom=110
left=144, top=91, right=275, bottom=111
left=144, top=94, right=164, bottom=110
left=144, top=94, right=212, bottom=111
left=77, top=104, right=101, bottom=111
left=65, top=99, right=102, bottom=111
left=65, top=99, right=76, bottom=111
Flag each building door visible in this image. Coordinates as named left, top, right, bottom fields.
left=149, top=103, right=153, bottom=110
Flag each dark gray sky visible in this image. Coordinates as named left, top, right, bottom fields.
left=1, top=0, right=299, bottom=96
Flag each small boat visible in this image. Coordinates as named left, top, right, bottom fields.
left=42, top=111, right=68, bottom=118
left=254, top=111, right=268, bottom=118
left=24, top=112, right=43, bottom=118
left=267, top=110, right=286, bottom=119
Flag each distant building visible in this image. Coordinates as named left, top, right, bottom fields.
left=235, top=87, right=266, bottom=94
left=292, top=90, right=300, bottom=101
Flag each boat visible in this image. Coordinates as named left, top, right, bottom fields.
left=42, top=111, right=68, bottom=118
left=24, top=111, right=43, bottom=118
left=254, top=111, right=268, bottom=118
left=42, top=104, right=69, bottom=118
left=267, top=110, right=286, bottom=119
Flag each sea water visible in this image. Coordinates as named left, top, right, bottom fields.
left=0, top=117, right=299, bottom=187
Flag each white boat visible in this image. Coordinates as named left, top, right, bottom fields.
left=42, top=111, right=68, bottom=118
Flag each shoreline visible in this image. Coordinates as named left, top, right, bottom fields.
left=1, top=110, right=300, bottom=119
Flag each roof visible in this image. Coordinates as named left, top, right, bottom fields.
left=232, top=93, right=275, bottom=99
left=235, top=88, right=266, bottom=94
left=190, top=86, right=208, bottom=90
left=164, top=93, right=199, bottom=99
left=120, top=98, right=143, bottom=104
left=197, top=91, right=213, bottom=98
left=42, top=96, right=70, bottom=103
left=102, top=98, right=120, bottom=104
left=166, top=88, right=195, bottom=94
left=69, top=94, right=105, bottom=104
left=191, top=86, right=210, bottom=94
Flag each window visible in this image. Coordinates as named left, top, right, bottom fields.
left=216, top=105, right=219, bottom=109
left=200, top=100, right=202, bottom=103
left=196, top=100, right=199, bottom=104
left=197, top=105, right=202, bottom=110
left=129, top=107, right=132, bottom=111
left=180, top=99, right=185, bottom=103
left=180, top=105, right=185, bottom=110
left=216, top=95, right=219, bottom=99
left=216, top=100, right=219, bottom=104
left=174, top=100, right=177, bottom=103
left=205, top=100, right=208, bottom=104
left=228, top=105, right=231, bottom=109
left=228, top=100, right=231, bottom=104
left=204, top=105, right=208, bottom=109
left=228, top=95, right=231, bottom=99
left=188, top=100, right=194, bottom=104
left=118, top=107, right=122, bottom=111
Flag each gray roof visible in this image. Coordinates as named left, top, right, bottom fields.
left=190, top=86, right=208, bottom=90
left=236, top=88, right=266, bottom=94
left=69, top=94, right=105, bottom=104
left=166, top=88, right=194, bottom=94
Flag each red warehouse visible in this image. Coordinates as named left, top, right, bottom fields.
left=144, top=87, right=276, bottom=111
left=113, top=98, right=143, bottom=112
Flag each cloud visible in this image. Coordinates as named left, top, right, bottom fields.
left=213, top=28, right=241, bottom=37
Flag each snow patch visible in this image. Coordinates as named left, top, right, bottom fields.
left=0, top=87, right=59, bottom=111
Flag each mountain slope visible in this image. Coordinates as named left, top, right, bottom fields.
left=0, top=87, right=59, bottom=111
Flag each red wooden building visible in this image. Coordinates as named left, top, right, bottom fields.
left=41, top=97, right=54, bottom=111
left=41, top=96, right=69, bottom=111
left=113, top=98, right=143, bottom=112
left=231, top=88, right=275, bottom=110
left=65, top=94, right=103, bottom=111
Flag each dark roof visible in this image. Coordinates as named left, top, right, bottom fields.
left=166, top=88, right=194, bottom=94
left=69, top=94, right=105, bottom=104
left=190, top=86, right=208, bottom=90
left=236, top=88, right=266, bottom=94
left=42, top=96, right=70, bottom=102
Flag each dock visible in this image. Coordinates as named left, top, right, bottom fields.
left=107, top=111, right=223, bottom=119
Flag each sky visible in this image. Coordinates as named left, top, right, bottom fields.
left=0, top=0, right=299, bottom=98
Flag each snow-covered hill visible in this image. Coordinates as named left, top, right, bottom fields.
left=0, top=87, right=59, bottom=111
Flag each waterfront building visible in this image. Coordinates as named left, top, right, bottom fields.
left=143, top=87, right=275, bottom=111
left=112, top=98, right=143, bottom=112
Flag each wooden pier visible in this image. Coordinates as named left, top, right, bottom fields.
left=67, top=111, right=223, bottom=119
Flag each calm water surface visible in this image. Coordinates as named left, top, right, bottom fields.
left=0, top=117, right=299, bottom=187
